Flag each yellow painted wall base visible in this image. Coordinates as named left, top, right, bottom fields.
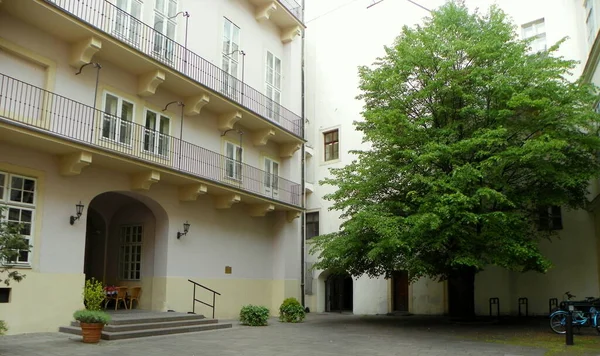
left=0, top=271, right=84, bottom=335
left=162, top=277, right=300, bottom=319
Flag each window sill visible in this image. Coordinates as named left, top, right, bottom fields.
left=320, top=158, right=341, bottom=166
left=2, top=263, right=32, bottom=270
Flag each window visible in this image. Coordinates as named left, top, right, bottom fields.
left=324, top=129, right=339, bottom=161
left=306, top=212, right=319, bottom=239
left=222, top=18, right=240, bottom=98
left=266, top=51, right=282, bottom=121
left=114, top=0, right=142, bottom=45
left=586, top=0, right=597, bottom=46
left=264, top=158, right=279, bottom=197
left=143, top=109, right=170, bottom=156
left=0, top=172, right=36, bottom=265
left=102, top=93, right=134, bottom=145
left=225, top=142, right=243, bottom=180
left=538, top=206, right=563, bottom=231
left=521, top=19, right=547, bottom=53
left=153, top=0, right=177, bottom=61
left=119, top=225, right=143, bottom=280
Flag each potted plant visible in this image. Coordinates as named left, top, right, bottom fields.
left=73, top=278, right=111, bottom=343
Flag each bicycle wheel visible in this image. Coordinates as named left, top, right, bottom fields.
left=550, top=312, right=568, bottom=334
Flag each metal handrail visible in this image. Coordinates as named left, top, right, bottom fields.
left=0, top=73, right=302, bottom=207
left=188, top=279, right=220, bottom=319
left=44, top=0, right=304, bottom=138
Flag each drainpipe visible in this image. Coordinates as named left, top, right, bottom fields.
left=300, top=0, right=307, bottom=309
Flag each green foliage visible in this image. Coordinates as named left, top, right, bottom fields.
left=0, top=320, right=7, bottom=335
left=311, top=1, right=600, bottom=284
left=279, top=297, right=305, bottom=323
left=73, top=310, right=111, bottom=325
left=239, top=305, right=270, bottom=326
left=83, top=278, right=105, bottom=311
left=0, top=207, right=31, bottom=286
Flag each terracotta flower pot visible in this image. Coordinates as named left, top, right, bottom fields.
left=80, top=322, right=104, bottom=343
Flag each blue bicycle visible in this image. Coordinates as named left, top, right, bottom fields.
left=549, top=292, right=600, bottom=334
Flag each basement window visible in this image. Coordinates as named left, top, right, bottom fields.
left=0, top=288, right=10, bottom=303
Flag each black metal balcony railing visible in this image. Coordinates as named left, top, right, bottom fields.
left=278, top=0, right=304, bottom=22
left=0, top=74, right=302, bottom=207
left=44, top=0, right=304, bottom=138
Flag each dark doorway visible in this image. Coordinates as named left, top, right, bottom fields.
left=392, top=270, right=409, bottom=312
left=325, top=274, right=353, bottom=312
left=83, top=208, right=106, bottom=282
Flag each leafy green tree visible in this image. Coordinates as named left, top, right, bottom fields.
left=0, top=207, right=30, bottom=335
left=0, top=207, right=30, bottom=286
left=310, top=1, right=600, bottom=317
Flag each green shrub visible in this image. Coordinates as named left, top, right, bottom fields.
left=279, top=297, right=305, bottom=323
left=83, top=278, right=105, bottom=311
left=0, top=320, right=7, bottom=335
left=73, top=310, right=111, bottom=325
left=239, top=305, right=270, bottom=326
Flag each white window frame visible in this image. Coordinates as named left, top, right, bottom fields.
left=265, top=51, right=282, bottom=121
left=221, top=18, right=241, bottom=99
left=586, top=0, right=597, bottom=46
left=114, top=0, right=143, bottom=45
left=0, top=172, right=37, bottom=266
left=263, top=157, right=280, bottom=197
left=521, top=18, right=547, bottom=53
left=118, top=224, right=143, bottom=281
left=101, top=91, right=135, bottom=146
left=143, top=108, right=171, bottom=157
left=153, top=0, right=177, bottom=62
left=225, top=141, right=243, bottom=181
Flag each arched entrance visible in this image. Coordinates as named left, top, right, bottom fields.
left=83, top=191, right=168, bottom=310
left=325, top=274, right=353, bottom=312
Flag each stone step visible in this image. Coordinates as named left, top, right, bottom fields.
left=70, top=318, right=219, bottom=332
left=105, top=313, right=206, bottom=326
left=59, top=322, right=233, bottom=340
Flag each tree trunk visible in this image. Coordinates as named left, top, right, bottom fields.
left=447, top=267, right=476, bottom=319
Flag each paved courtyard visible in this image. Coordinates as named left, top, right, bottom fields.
left=0, top=314, right=551, bottom=356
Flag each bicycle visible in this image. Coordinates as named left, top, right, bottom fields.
left=549, top=291, right=600, bottom=334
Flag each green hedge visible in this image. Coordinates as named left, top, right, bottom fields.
left=279, top=297, right=305, bottom=323
left=239, top=305, right=270, bottom=326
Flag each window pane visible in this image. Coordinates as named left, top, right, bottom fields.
left=146, top=111, right=157, bottom=129
left=155, top=0, right=165, bottom=12
left=168, top=0, right=177, bottom=17
left=10, top=189, right=22, bottom=203
left=105, top=94, right=118, bottom=115
left=121, top=101, right=134, bottom=122
left=11, top=176, right=23, bottom=190
left=160, top=117, right=170, bottom=134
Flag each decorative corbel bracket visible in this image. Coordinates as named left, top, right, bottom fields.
left=215, top=194, right=241, bottom=209
left=251, top=129, right=275, bottom=146
left=256, top=2, right=277, bottom=22
left=138, top=70, right=166, bottom=97
left=184, top=94, right=210, bottom=116
left=280, top=143, right=301, bottom=158
left=179, top=184, right=208, bottom=201
left=70, top=37, right=102, bottom=68
left=218, top=111, right=242, bottom=131
left=281, top=26, right=301, bottom=44
left=249, top=203, right=275, bottom=217
left=131, top=170, right=160, bottom=191
left=286, top=211, right=301, bottom=222
left=58, top=151, right=92, bottom=176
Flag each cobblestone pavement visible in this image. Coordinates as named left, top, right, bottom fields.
left=0, top=314, right=547, bottom=356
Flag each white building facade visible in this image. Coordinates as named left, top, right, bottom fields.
left=0, top=0, right=305, bottom=334
left=303, top=0, right=600, bottom=317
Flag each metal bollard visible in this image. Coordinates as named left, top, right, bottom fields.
left=489, top=297, right=500, bottom=317
left=518, top=297, right=529, bottom=317
left=566, top=302, right=574, bottom=346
